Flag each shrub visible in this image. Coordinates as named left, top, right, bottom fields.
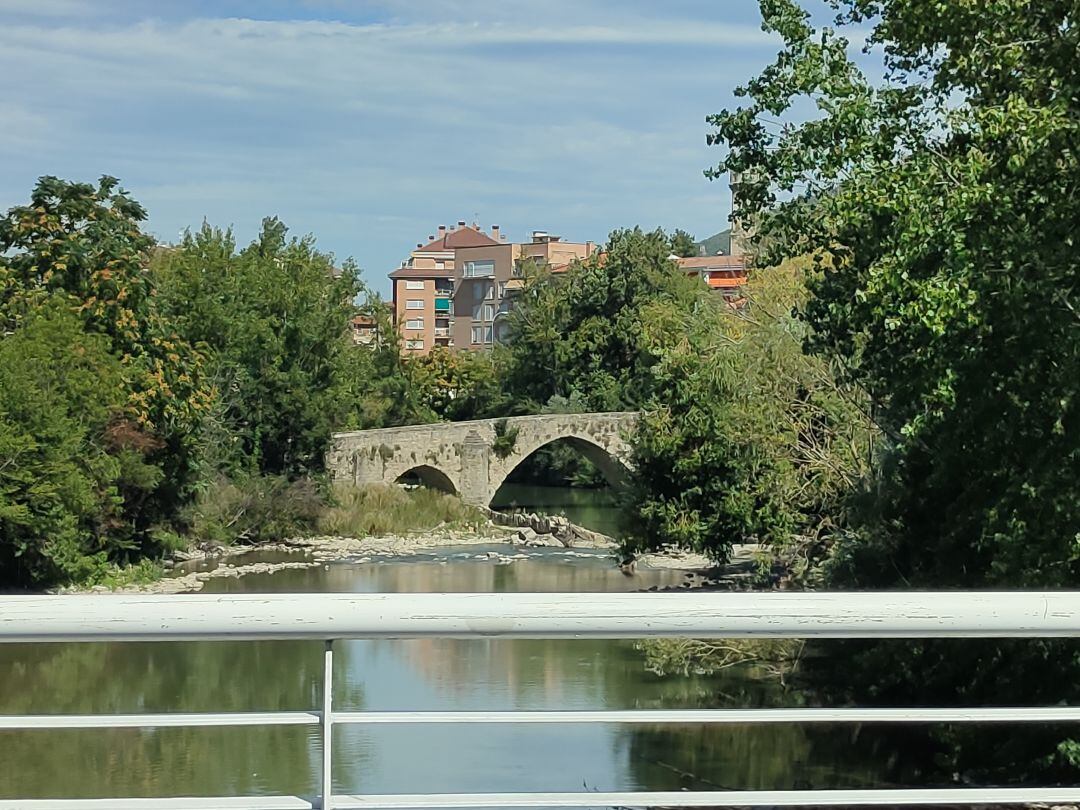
left=183, top=475, right=324, bottom=546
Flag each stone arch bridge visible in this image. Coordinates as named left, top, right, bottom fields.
left=326, top=412, right=638, bottom=506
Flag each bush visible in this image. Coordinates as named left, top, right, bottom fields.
left=183, top=475, right=324, bottom=546
left=318, top=484, right=486, bottom=537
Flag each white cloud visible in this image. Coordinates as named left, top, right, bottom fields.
left=0, top=2, right=766, bottom=290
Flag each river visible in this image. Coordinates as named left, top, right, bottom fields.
left=0, top=488, right=920, bottom=802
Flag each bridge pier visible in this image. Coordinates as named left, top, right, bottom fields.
left=459, top=430, right=491, bottom=505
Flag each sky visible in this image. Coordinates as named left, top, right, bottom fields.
left=1, top=0, right=787, bottom=296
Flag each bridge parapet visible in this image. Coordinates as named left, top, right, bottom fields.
left=327, top=412, right=638, bottom=506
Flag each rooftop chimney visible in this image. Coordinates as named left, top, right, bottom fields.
left=438, top=225, right=447, bottom=237
left=458, top=220, right=466, bottom=229
left=491, top=225, right=500, bottom=241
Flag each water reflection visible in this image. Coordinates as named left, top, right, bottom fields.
left=0, top=546, right=911, bottom=801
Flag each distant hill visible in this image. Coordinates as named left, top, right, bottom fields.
left=695, top=228, right=732, bottom=256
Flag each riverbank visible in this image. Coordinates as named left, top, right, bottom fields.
left=72, top=521, right=758, bottom=594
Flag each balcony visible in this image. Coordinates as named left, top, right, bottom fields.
left=434, top=297, right=451, bottom=313
left=434, top=327, right=451, bottom=338
left=2, top=592, right=1080, bottom=808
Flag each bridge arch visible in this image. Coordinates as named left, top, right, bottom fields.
left=394, top=465, right=458, bottom=495
left=490, top=433, right=630, bottom=506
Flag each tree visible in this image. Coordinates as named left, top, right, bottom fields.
left=0, top=301, right=130, bottom=586
left=623, top=259, right=874, bottom=563
left=502, top=228, right=703, bottom=411
left=0, top=176, right=210, bottom=542
left=708, top=0, right=1080, bottom=778
left=153, top=220, right=372, bottom=476
left=669, top=228, right=699, bottom=258
left=408, top=346, right=509, bottom=422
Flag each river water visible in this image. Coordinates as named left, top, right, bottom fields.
left=0, top=487, right=917, bottom=802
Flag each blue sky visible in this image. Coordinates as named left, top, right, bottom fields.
left=1, top=0, right=789, bottom=296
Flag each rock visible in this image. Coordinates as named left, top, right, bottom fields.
left=514, top=527, right=539, bottom=544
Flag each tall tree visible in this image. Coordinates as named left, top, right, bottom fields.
left=708, top=0, right=1080, bottom=777
left=669, top=228, right=699, bottom=258
left=0, top=176, right=210, bottom=538
left=503, top=228, right=703, bottom=411
left=153, top=220, right=371, bottom=476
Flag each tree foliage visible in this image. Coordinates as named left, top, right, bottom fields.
left=623, top=258, right=874, bottom=562
left=503, top=228, right=705, bottom=412
left=709, top=0, right=1080, bottom=777
left=152, top=221, right=369, bottom=476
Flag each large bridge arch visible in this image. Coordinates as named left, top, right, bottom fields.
left=327, top=412, right=637, bottom=506
left=490, top=433, right=630, bottom=505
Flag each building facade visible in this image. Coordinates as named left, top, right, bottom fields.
left=389, top=221, right=501, bottom=355
left=391, top=224, right=596, bottom=353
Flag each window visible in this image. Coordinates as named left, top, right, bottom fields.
left=475, top=303, right=494, bottom=321
left=485, top=284, right=494, bottom=300
left=405, top=318, right=424, bottom=330
left=405, top=280, right=425, bottom=290
left=405, top=299, right=424, bottom=310
left=405, top=339, right=424, bottom=350
left=463, top=260, right=495, bottom=278
left=472, top=282, right=487, bottom=302
left=471, top=325, right=493, bottom=345
left=497, top=282, right=506, bottom=298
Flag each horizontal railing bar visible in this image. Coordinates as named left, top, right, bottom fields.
left=0, top=711, right=320, bottom=730
left=329, top=788, right=1080, bottom=807
left=0, top=798, right=313, bottom=809
left=4, top=592, right=1080, bottom=642
left=331, top=706, right=1080, bottom=724
left=5, top=706, right=1076, bottom=733
left=9, top=790, right=1080, bottom=810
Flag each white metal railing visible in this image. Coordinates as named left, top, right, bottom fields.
left=2, top=592, right=1080, bottom=808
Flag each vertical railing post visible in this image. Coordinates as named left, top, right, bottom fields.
left=322, top=639, right=334, bottom=809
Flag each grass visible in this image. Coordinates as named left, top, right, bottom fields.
left=92, top=558, right=166, bottom=590
left=318, top=484, right=487, bottom=538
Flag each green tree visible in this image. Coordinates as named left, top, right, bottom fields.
left=708, top=0, right=1080, bottom=778
left=153, top=220, right=372, bottom=476
left=0, top=176, right=210, bottom=551
left=408, top=346, right=509, bottom=422
left=503, top=227, right=703, bottom=411
left=623, top=259, right=874, bottom=563
left=669, top=228, right=699, bottom=258
left=0, top=301, right=130, bottom=585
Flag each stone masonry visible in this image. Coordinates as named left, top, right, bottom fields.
left=326, top=412, right=637, bottom=506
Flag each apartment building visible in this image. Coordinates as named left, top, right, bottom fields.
left=390, top=221, right=500, bottom=354
left=454, top=231, right=596, bottom=348
left=390, top=224, right=596, bottom=353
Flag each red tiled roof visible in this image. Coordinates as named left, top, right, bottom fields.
left=415, top=226, right=499, bottom=252
left=388, top=266, right=454, bottom=279
left=676, top=255, right=746, bottom=270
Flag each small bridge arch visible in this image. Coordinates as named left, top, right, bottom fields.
left=327, top=412, right=637, bottom=507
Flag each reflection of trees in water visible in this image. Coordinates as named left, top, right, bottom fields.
left=0, top=638, right=366, bottom=799
left=610, top=664, right=922, bottom=792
